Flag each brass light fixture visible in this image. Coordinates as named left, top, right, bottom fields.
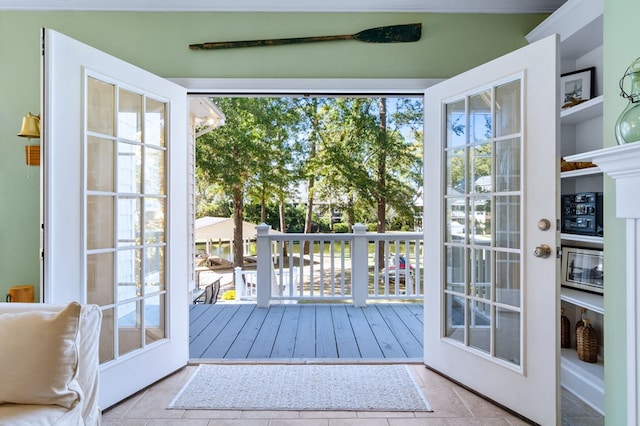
left=17, top=112, right=40, bottom=166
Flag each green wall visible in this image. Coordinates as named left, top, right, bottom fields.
left=603, top=0, right=636, bottom=423
left=0, top=11, right=545, bottom=301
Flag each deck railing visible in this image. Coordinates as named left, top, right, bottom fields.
left=238, top=223, right=423, bottom=307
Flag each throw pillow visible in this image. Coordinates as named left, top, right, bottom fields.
left=0, top=302, right=83, bottom=408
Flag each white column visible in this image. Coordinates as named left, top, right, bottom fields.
left=567, top=143, right=640, bottom=424
left=351, top=223, right=368, bottom=307
left=256, top=223, right=272, bottom=308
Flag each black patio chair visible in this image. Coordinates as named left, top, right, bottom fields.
left=193, top=278, right=221, bottom=304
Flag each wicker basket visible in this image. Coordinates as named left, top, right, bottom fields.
left=560, top=308, right=571, bottom=348
left=577, top=319, right=598, bottom=363
left=575, top=308, right=586, bottom=349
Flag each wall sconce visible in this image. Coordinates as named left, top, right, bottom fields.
left=17, top=112, right=40, bottom=166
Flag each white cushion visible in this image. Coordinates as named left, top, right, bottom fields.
left=0, top=302, right=82, bottom=409
left=0, top=403, right=83, bottom=426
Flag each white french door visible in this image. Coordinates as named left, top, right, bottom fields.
left=42, top=29, right=189, bottom=409
left=423, top=35, right=560, bottom=425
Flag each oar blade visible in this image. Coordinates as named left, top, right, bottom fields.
left=354, top=23, right=422, bottom=44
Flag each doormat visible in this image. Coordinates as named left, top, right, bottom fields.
left=168, top=364, right=432, bottom=411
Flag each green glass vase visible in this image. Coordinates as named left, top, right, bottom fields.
left=615, top=57, right=640, bottom=145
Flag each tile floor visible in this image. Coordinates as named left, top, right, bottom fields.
left=102, top=364, right=604, bottom=425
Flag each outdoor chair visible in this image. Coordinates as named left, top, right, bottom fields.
left=193, top=278, right=221, bottom=304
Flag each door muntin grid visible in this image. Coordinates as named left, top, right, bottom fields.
left=442, top=77, right=523, bottom=368
left=85, top=75, right=168, bottom=363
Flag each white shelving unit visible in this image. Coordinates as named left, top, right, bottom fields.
left=561, top=287, right=604, bottom=315
left=527, top=0, right=604, bottom=416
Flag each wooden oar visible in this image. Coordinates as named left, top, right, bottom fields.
left=189, top=23, right=421, bottom=50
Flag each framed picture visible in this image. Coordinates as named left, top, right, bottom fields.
left=560, top=67, right=595, bottom=107
left=561, top=246, right=604, bottom=294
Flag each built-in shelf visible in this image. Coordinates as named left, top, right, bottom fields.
left=560, top=167, right=602, bottom=179
left=561, top=286, right=604, bottom=314
left=560, top=95, right=604, bottom=124
left=561, top=347, right=605, bottom=415
left=561, top=233, right=603, bottom=245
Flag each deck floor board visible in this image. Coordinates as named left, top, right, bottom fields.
left=190, top=303, right=423, bottom=361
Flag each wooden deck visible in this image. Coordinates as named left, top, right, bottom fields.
left=189, top=303, right=424, bottom=361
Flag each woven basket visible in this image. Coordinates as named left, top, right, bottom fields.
left=560, top=308, right=571, bottom=348
left=577, top=319, right=598, bottom=363
left=575, top=308, right=586, bottom=349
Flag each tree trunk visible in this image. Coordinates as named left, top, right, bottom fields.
left=303, top=178, right=315, bottom=254
left=303, top=99, right=319, bottom=254
left=377, top=98, right=387, bottom=268
left=232, top=183, right=244, bottom=269
left=347, top=195, right=355, bottom=231
left=279, top=197, right=288, bottom=260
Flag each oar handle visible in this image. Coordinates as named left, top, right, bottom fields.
left=190, top=34, right=353, bottom=50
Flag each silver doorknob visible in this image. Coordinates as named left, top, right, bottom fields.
left=537, top=219, right=551, bottom=231
left=534, top=244, right=552, bottom=258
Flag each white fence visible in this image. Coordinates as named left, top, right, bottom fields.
left=237, top=223, right=423, bottom=307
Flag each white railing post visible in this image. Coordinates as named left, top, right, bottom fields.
left=351, top=223, right=368, bottom=307
left=234, top=266, right=244, bottom=300
left=256, top=223, right=272, bottom=308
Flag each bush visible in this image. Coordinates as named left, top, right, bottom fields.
left=221, top=290, right=236, bottom=300
left=366, top=223, right=378, bottom=232
left=333, top=222, right=349, bottom=233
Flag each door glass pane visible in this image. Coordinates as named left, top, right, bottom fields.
left=445, top=148, right=466, bottom=194
left=87, top=77, right=114, bottom=136
left=495, top=137, right=521, bottom=192
left=145, top=295, right=165, bottom=344
left=495, top=80, right=521, bottom=137
left=117, top=249, right=141, bottom=301
left=496, top=307, right=521, bottom=366
left=118, top=301, right=142, bottom=356
left=469, top=91, right=492, bottom=142
left=87, top=195, right=114, bottom=250
left=87, top=136, right=114, bottom=192
left=445, top=293, right=465, bottom=343
left=471, top=249, right=491, bottom=300
left=471, top=142, right=491, bottom=193
left=469, top=300, right=491, bottom=353
left=446, top=99, right=466, bottom=148
left=145, top=197, right=165, bottom=243
left=145, top=98, right=166, bottom=147
left=117, top=197, right=141, bottom=246
left=496, top=251, right=520, bottom=307
left=470, top=196, right=491, bottom=245
left=446, top=198, right=466, bottom=243
left=495, top=195, right=520, bottom=249
left=117, top=142, right=142, bottom=194
left=87, top=252, right=114, bottom=306
left=446, top=246, right=466, bottom=293
left=99, top=308, right=114, bottom=363
left=145, top=246, right=165, bottom=293
left=145, top=147, right=166, bottom=195
left=118, top=89, right=142, bottom=141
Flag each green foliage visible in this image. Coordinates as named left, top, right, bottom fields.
left=333, top=222, right=349, bottom=233
left=195, top=96, right=423, bottom=234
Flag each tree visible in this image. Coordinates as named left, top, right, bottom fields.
left=245, top=97, right=301, bottom=232
left=197, top=97, right=270, bottom=268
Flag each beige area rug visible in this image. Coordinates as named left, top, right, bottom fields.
left=169, top=364, right=432, bottom=411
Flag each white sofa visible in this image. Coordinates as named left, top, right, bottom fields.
left=0, top=302, right=102, bottom=426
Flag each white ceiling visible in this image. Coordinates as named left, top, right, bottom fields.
left=0, top=0, right=567, bottom=13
